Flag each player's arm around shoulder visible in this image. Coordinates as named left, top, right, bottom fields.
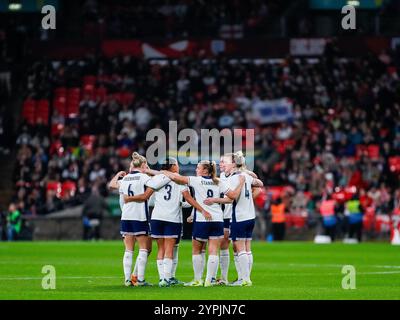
left=203, top=196, right=233, bottom=205
left=251, top=177, right=264, bottom=188
left=124, top=187, right=154, bottom=203
left=182, top=190, right=212, bottom=221
left=225, top=174, right=246, bottom=200
left=108, top=171, right=126, bottom=189
left=161, top=170, right=189, bottom=185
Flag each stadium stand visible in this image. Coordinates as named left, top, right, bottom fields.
left=9, top=45, right=400, bottom=240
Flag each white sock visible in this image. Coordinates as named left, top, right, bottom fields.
left=192, top=254, right=203, bottom=281
left=123, top=250, right=133, bottom=281
left=220, top=249, right=230, bottom=281
left=238, top=251, right=250, bottom=282
left=247, top=251, right=253, bottom=276
left=163, top=258, right=173, bottom=281
left=133, top=257, right=138, bottom=276
left=205, top=255, right=219, bottom=283
left=234, top=253, right=241, bottom=280
left=137, top=249, right=148, bottom=281
left=201, top=250, right=206, bottom=277
left=172, top=245, right=179, bottom=277
left=157, top=259, right=164, bottom=280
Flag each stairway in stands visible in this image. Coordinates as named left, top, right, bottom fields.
left=0, top=151, right=16, bottom=209
left=0, top=85, right=24, bottom=210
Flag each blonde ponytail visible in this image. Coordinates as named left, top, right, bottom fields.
left=233, top=151, right=246, bottom=171
left=131, top=152, right=147, bottom=168
left=199, top=160, right=220, bottom=184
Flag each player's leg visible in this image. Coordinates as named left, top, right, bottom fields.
left=218, top=226, right=230, bottom=285
left=123, top=235, right=134, bottom=286
left=146, top=236, right=153, bottom=255
left=184, top=239, right=204, bottom=286
left=172, top=243, right=179, bottom=277
left=156, top=238, right=165, bottom=284
left=245, top=239, right=253, bottom=277
left=229, top=221, right=251, bottom=286
left=131, top=237, right=138, bottom=283
left=230, top=222, right=241, bottom=283
left=163, top=237, right=176, bottom=283
left=135, top=234, right=151, bottom=286
left=234, top=240, right=251, bottom=284
left=245, top=219, right=255, bottom=279
left=169, top=223, right=184, bottom=285
left=200, top=241, right=207, bottom=277
left=204, top=238, right=221, bottom=286
left=231, top=239, right=241, bottom=282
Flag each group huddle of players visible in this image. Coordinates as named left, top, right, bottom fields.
left=108, top=151, right=263, bottom=287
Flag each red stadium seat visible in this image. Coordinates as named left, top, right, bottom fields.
left=46, top=181, right=62, bottom=198
left=388, top=156, right=400, bottom=173
left=55, top=87, right=67, bottom=96
left=356, top=144, right=380, bottom=160
left=22, top=99, right=37, bottom=124
left=36, top=99, right=50, bottom=125
left=118, top=146, right=131, bottom=158
left=95, top=87, right=107, bottom=101
left=121, top=92, right=135, bottom=105
left=80, top=135, right=96, bottom=154
left=49, top=140, right=64, bottom=156
left=375, top=214, right=391, bottom=234
left=363, top=206, right=375, bottom=231
left=267, top=186, right=286, bottom=200
left=83, top=75, right=97, bottom=86
left=367, top=145, right=380, bottom=160
left=51, top=123, right=64, bottom=136
left=254, top=187, right=267, bottom=208
left=53, top=96, right=67, bottom=116
left=61, top=181, right=77, bottom=198
left=112, top=92, right=123, bottom=103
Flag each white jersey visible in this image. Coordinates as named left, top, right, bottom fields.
left=229, top=172, right=256, bottom=222
left=220, top=172, right=233, bottom=220
left=119, top=194, right=125, bottom=211
left=118, top=177, right=125, bottom=210
left=146, top=173, right=188, bottom=223
left=188, top=176, right=230, bottom=222
left=118, top=171, right=151, bottom=221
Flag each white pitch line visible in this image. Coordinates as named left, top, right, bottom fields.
left=355, top=271, right=400, bottom=275
left=287, top=263, right=400, bottom=269
left=1, top=271, right=400, bottom=281
left=0, top=276, right=121, bottom=281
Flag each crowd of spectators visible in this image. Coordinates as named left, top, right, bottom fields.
left=9, top=40, right=400, bottom=228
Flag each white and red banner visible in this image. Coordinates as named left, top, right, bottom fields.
left=290, top=38, right=326, bottom=56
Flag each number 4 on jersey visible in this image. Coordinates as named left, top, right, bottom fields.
left=244, top=183, right=250, bottom=199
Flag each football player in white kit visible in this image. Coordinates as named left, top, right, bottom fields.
left=205, top=152, right=263, bottom=286
left=162, top=160, right=245, bottom=287
left=108, top=152, right=152, bottom=287
left=123, top=157, right=210, bottom=287
left=215, top=154, right=235, bottom=285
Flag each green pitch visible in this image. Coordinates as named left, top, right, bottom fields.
left=0, top=241, right=399, bottom=300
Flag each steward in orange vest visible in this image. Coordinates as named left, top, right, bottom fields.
left=270, top=198, right=286, bottom=241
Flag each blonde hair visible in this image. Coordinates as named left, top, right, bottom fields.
left=199, top=160, right=219, bottom=184
left=224, top=151, right=246, bottom=171
left=131, top=152, right=147, bottom=168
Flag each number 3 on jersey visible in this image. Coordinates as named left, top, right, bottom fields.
left=164, top=184, right=172, bottom=201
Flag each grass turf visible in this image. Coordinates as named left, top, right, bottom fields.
left=0, top=240, right=399, bottom=300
